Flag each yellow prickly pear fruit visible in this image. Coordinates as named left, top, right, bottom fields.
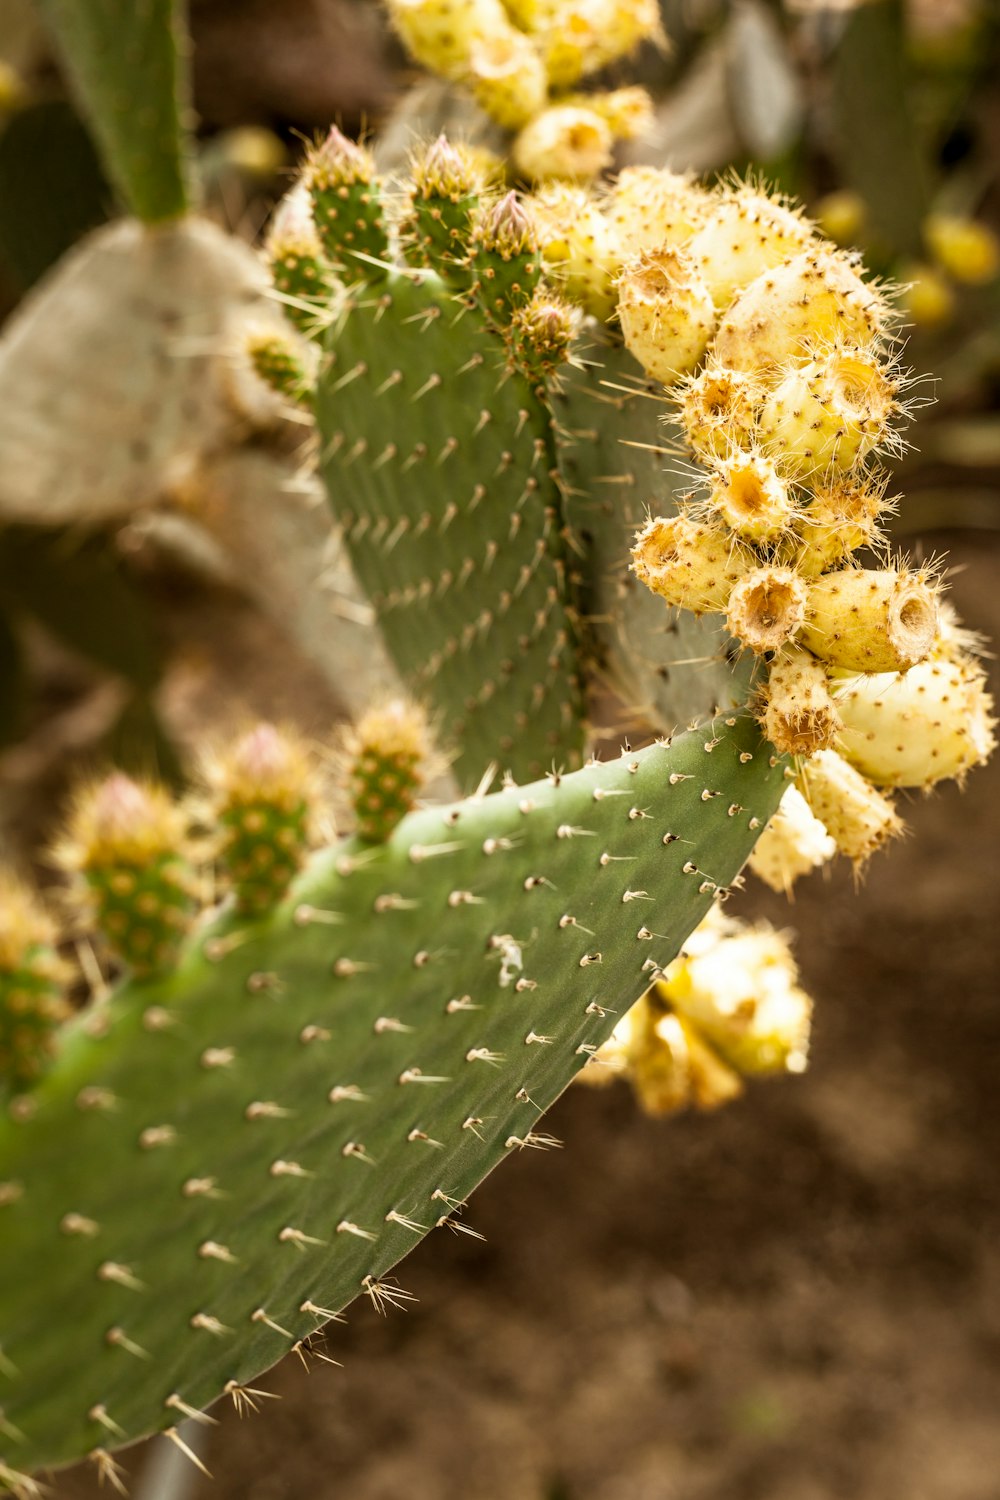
left=530, top=184, right=622, bottom=317
left=386, top=0, right=514, bottom=79
left=759, top=349, right=899, bottom=479
left=616, top=247, right=716, bottom=382
left=791, top=472, right=891, bottom=577
left=799, top=567, right=939, bottom=673
left=513, top=104, right=613, bottom=183
left=747, top=785, right=836, bottom=895
left=726, top=565, right=808, bottom=655
left=675, top=364, right=760, bottom=461
left=706, top=451, right=795, bottom=542
left=0, top=873, right=71, bottom=1093
left=712, top=249, right=891, bottom=379
left=687, top=187, right=816, bottom=311
left=603, top=165, right=713, bottom=255
left=569, top=86, right=653, bottom=141
left=814, top=189, right=866, bottom=247
left=345, top=699, right=432, bottom=843
left=536, top=0, right=662, bottom=87
left=627, top=996, right=744, bottom=1116
left=925, top=212, right=1000, bottom=285
left=899, top=261, right=956, bottom=329
left=631, top=514, right=752, bottom=614
left=661, top=913, right=812, bottom=1077
left=832, top=655, right=996, bottom=790
left=758, top=644, right=842, bottom=755
left=467, top=31, right=548, bottom=128
left=797, top=748, right=902, bottom=863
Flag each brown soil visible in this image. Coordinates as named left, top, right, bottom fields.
left=40, top=535, right=1000, bottom=1500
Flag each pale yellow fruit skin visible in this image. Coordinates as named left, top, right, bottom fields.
left=632, top=514, right=751, bottom=614
left=676, top=365, right=760, bottom=461
left=791, top=475, right=889, bottom=578
left=747, top=785, right=836, bottom=895
left=800, top=568, right=938, bottom=673
left=603, top=166, right=713, bottom=255
left=832, top=656, right=996, bottom=789
left=759, top=645, right=841, bottom=756
left=688, top=189, right=816, bottom=311
left=797, top=748, right=902, bottom=862
left=387, top=0, right=514, bottom=79
left=513, top=105, right=613, bottom=183
left=726, top=565, right=808, bottom=655
left=531, top=185, right=622, bottom=317
left=712, top=249, right=889, bottom=379
left=617, top=247, right=716, bottom=382
left=707, top=452, right=794, bottom=542
left=759, top=351, right=896, bottom=479
left=536, top=0, right=661, bottom=86
left=468, top=32, right=548, bottom=127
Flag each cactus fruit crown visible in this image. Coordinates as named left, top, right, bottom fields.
left=2, top=0, right=997, bottom=1491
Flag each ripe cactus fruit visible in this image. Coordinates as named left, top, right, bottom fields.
left=385, top=0, right=513, bottom=81
left=797, top=748, right=901, bottom=862
left=206, top=725, right=319, bottom=913
left=832, top=656, right=996, bottom=789
left=574, top=85, right=653, bottom=141
left=758, top=645, right=842, bottom=756
left=924, top=212, right=1000, bottom=286
left=791, top=473, right=891, bottom=577
left=467, top=31, right=548, bottom=127
left=726, top=566, right=808, bottom=656
left=616, top=248, right=717, bottom=383
left=513, top=104, right=614, bottom=183
left=675, top=365, right=760, bottom=462
left=0, top=876, right=70, bottom=1096
left=687, top=187, right=817, bottom=312
left=56, top=775, right=198, bottom=976
left=799, top=567, right=939, bottom=673
left=712, top=249, right=891, bottom=378
left=345, top=699, right=432, bottom=842
left=747, top=785, right=836, bottom=895
left=759, top=350, right=899, bottom=479
left=631, top=515, right=752, bottom=615
left=706, top=452, right=795, bottom=542
left=304, top=127, right=388, bottom=278
left=614, top=996, right=744, bottom=1116
left=530, top=184, right=622, bottom=317
left=603, top=165, right=712, bottom=254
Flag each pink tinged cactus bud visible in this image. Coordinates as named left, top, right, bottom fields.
left=307, top=126, right=374, bottom=189
left=800, top=568, right=938, bottom=673
left=712, top=249, right=891, bottom=379
left=759, top=350, right=899, bottom=479
left=604, top=166, right=713, bottom=255
left=688, top=188, right=817, bottom=311
left=832, top=655, right=996, bottom=790
left=747, top=785, right=836, bottom=895
left=759, top=645, right=842, bottom=756
left=726, top=566, right=808, bottom=656
left=707, top=452, right=795, bottom=542
left=631, top=515, right=752, bottom=615
left=797, top=749, right=902, bottom=863
left=467, top=32, right=547, bottom=128
left=210, top=724, right=318, bottom=914
left=675, top=364, right=760, bottom=462
left=616, top=247, right=716, bottom=383
left=482, top=191, right=537, bottom=258
left=513, top=105, right=614, bottom=183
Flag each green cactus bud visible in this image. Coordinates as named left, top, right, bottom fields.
left=305, top=127, right=389, bottom=278
left=264, top=191, right=332, bottom=335
left=616, top=247, right=716, bottom=383
left=472, top=192, right=543, bottom=324
left=345, top=699, right=432, bottom=842
left=800, top=567, right=939, bottom=674
left=0, top=874, right=71, bottom=1095
left=401, top=136, right=481, bottom=284
left=506, top=288, right=580, bottom=387
left=244, top=329, right=312, bottom=408
left=207, top=724, right=319, bottom=913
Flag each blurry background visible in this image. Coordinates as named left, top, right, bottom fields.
left=1, top=1, right=999, bottom=1495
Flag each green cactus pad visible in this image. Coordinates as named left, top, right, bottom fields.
left=316, top=270, right=585, bottom=788
left=35, top=0, right=192, bottom=224
left=0, top=715, right=786, bottom=1475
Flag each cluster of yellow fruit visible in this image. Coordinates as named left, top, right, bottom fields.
left=386, top=0, right=660, bottom=180
left=580, top=904, right=812, bottom=1116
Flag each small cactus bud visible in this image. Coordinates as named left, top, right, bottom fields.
left=403, top=135, right=481, bottom=280
left=604, top=165, right=713, bottom=255
left=688, top=187, right=816, bottom=311
left=0, top=873, right=71, bottom=1094
left=305, top=127, right=388, bottom=277
left=346, top=700, right=432, bottom=843
left=631, top=514, right=752, bottom=615
left=208, top=724, right=318, bottom=914
left=832, top=655, right=996, bottom=790
left=506, top=289, right=580, bottom=386
left=386, top=0, right=513, bottom=80
left=616, top=247, right=716, bottom=383
left=712, top=249, right=891, bottom=378
left=467, top=31, right=547, bottom=128
left=747, top=785, right=836, bottom=895
left=245, top=329, right=312, bottom=407
left=899, top=261, right=956, bottom=329
left=800, top=567, right=939, bottom=673
left=675, top=364, right=760, bottom=462
left=726, top=566, right=808, bottom=656
left=759, top=644, right=842, bottom=756
left=264, top=190, right=331, bottom=335
left=791, top=473, right=891, bottom=577
left=759, top=349, right=899, bottom=479
left=706, top=452, right=796, bottom=543
left=530, top=184, right=622, bottom=318
left=797, top=749, right=902, bottom=863
left=473, top=192, right=542, bottom=322
left=924, top=212, right=999, bottom=285
left=513, top=105, right=614, bottom=183
left=57, top=774, right=197, bottom=976
left=814, top=189, right=866, bottom=247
